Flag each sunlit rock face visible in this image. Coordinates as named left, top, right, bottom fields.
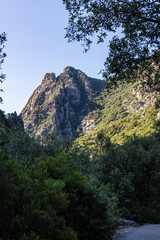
left=20, top=67, right=106, bottom=139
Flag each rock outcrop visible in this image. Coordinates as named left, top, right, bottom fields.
left=122, top=85, right=158, bottom=114
left=21, top=67, right=106, bottom=139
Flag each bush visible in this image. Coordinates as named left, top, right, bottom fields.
left=0, top=151, right=116, bottom=239
left=99, top=135, right=160, bottom=224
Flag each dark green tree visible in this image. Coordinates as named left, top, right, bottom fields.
left=0, top=112, right=117, bottom=240
left=98, top=135, right=160, bottom=223
left=63, top=0, right=160, bottom=88
left=0, top=33, right=7, bottom=103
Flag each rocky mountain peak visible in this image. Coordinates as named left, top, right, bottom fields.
left=42, top=73, right=56, bottom=84
left=63, top=66, right=77, bottom=74
left=21, top=67, right=106, bottom=139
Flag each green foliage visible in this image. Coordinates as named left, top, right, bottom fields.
left=73, top=132, right=160, bottom=224
left=0, top=153, right=76, bottom=240
left=73, top=82, right=160, bottom=224
left=154, top=119, right=160, bottom=134
left=0, top=152, right=117, bottom=240
left=1, top=76, right=160, bottom=240
left=93, top=135, right=160, bottom=224
left=4, top=130, right=45, bottom=163
left=0, top=127, right=9, bottom=147
left=0, top=113, right=117, bottom=239
left=154, top=97, right=160, bottom=109
left=63, top=0, right=160, bottom=87
left=0, top=110, right=13, bottom=129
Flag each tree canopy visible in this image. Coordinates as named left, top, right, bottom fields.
left=63, top=0, right=160, bottom=88
left=0, top=110, right=117, bottom=240
left=0, top=32, right=6, bottom=103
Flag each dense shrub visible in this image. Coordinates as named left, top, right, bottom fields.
left=0, top=112, right=117, bottom=240
left=0, top=152, right=117, bottom=239
left=97, top=135, right=160, bottom=224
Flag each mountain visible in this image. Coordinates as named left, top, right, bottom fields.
left=21, top=66, right=160, bottom=142
left=1, top=66, right=160, bottom=235
left=21, top=67, right=106, bottom=139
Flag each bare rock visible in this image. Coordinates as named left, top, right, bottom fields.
left=21, top=67, right=105, bottom=139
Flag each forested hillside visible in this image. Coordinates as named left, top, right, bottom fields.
left=1, top=65, right=160, bottom=239
left=72, top=80, right=160, bottom=224
left=0, top=110, right=117, bottom=240
left=78, top=82, right=160, bottom=145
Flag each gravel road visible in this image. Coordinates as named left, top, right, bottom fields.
left=116, top=224, right=160, bottom=240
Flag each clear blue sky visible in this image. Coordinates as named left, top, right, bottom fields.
left=0, top=0, right=112, bottom=114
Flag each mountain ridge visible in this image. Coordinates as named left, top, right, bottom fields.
left=21, top=66, right=160, bottom=142
left=21, top=66, right=106, bottom=139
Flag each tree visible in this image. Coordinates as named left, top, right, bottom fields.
left=0, top=112, right=117, bottom=239
left=63, top=0, right=160, bottom=88
left=98, top=135, right=160, bottom=223
left=0, top=32, right=7, bottom=103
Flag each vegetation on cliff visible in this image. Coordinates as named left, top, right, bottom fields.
left=70, top=80, right=160, bottom=225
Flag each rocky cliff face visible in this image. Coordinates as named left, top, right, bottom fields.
left=21, top=67, right=106, bottom=139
